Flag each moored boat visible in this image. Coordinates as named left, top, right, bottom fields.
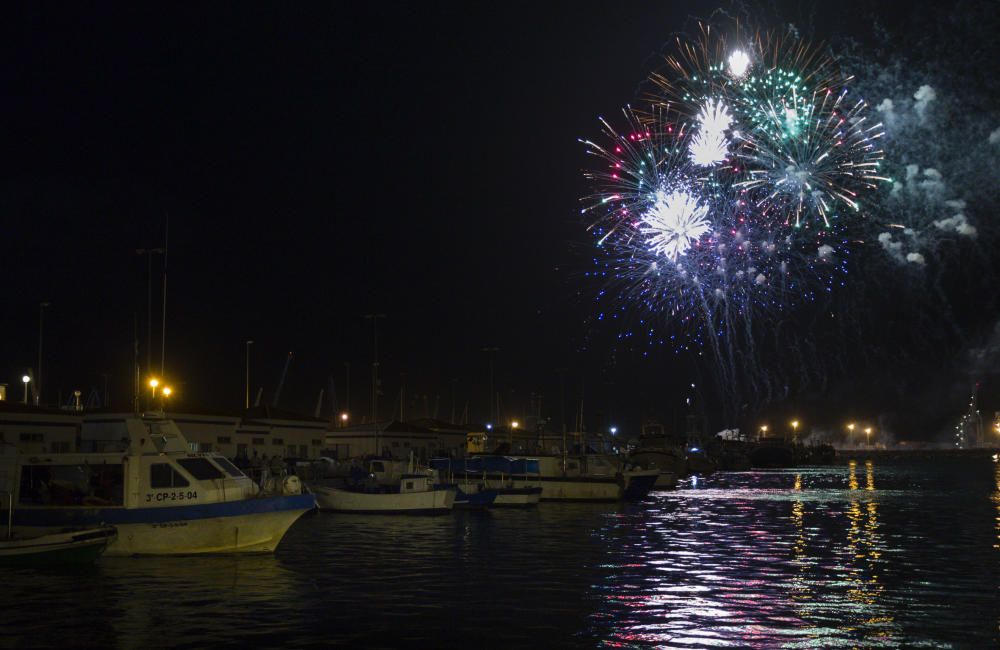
left=0, top=414, right=315, bottom=556
left=430, top=457, right=529, bottom=508
left=471, top=454, right=658, bottom=502
left=310, top=457, right=456, bottom=514
left=0, top=525, right=116, bottom=566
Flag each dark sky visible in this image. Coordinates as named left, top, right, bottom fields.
left=1, top=2, right=995, bottom=438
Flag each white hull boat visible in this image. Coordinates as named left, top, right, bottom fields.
left=311, top=483, right=455, bottom=514
left=2, top=414, right=315, bottom=556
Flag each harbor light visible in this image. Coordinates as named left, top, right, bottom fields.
left=340, top=412, right=349, bottom=427
left=21, top=374, right=30, bottom=404
left=149, top=378, right=159, bottom=388
left=162, top=386, right=172, bottom=398
left=511, top=421, right=518, bottom=430
left=486, top=423, right=492, bottom=430
left=610, top=426, right=617, bottom=435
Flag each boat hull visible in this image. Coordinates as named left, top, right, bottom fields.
left=312, top=485, right=456, bottom=514
left=11, top=495, right=316, bottom=556
left=491, top=486, right=541, bottom=507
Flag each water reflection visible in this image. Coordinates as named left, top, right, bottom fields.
left=2, top=460, right=1000, bottom=647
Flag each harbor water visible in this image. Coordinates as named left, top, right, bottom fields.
left=3, top=455, right=999, bottom=648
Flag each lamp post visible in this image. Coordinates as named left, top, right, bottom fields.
left=510, top=420, right=518, bottom=448
left=482, top=347, right=500, bottom=425
left=340, top=412, right=349, bottom=428
left=22, top=375, right=30, bottom=404
left=149, top=378, right=159, bottom=410
left=36, top=301, right=49, bottom=406
left=848, top=423, right=856, bottom=446
left=791, top=420, right=799, bottom=444
left=136, top=248, right=166, bottom=377
left=364, top=313, right=386, bottom=455
left=865, top=427, right=872, bottom=448
left=245, top=340, right=254, bottom=410
left=760, top=424, right=768, bottom=440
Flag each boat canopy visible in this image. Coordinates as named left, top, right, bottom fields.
left=430, top=456, right=539, bottom=475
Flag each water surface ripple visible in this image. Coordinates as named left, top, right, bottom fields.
left=1, top=457, right=997, bottom=648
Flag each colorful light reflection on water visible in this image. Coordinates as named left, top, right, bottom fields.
left=590, top=457, right=1000, bottom=647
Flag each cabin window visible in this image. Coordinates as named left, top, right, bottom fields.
left=50, top=441, right=71, bottom=453
left=217, top=436, right=232, bottom=444
left=212, top=457, right=246, bottom=478
left=392, top=441, right=400, bottom=448
left=371, top=461, right=385, bottom=473
left=311, top=439, right=322, bottom=447
left=19, top=463, right=124, bottom=506
left=299, top=445, right=308, bottom=458
left=151, top=463, right=191, bottom=488
left=252, top=438, right=265, bottom=445
left=567, top=462, right=579, bottom=470
left=177, top=458, right=225, bottom=481
left=405, top=481, right=414, bottom=490
left=19, top=433, right=43, bottom=442
left=273, top=438, right=284, bottom=446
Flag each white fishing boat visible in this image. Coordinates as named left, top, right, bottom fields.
left=310, top=457, right=456, bottom=514
left=0, top=413, right=315, bottom=556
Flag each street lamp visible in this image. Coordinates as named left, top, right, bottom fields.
left=245, top=340, right=254, bottom=410
left=37, top=301, right=49, bottom=406
left=162, top=386, right=172, bottom=398
left=21, top=375, right=30, bottom=404
left=610, top=426, right=618, bottom=435
left=149, top=378, right=159, bottom=406
left=760, top=424, right=768, bottom=438
left=340, top=412, right=349, bottom=428
left=510, top=420, right=518, bottom=447
left=847, top=423, right=856, bottom=446
left=865, top=427, right=872, bottom=447
left=791, top=420, right=799, bottom=444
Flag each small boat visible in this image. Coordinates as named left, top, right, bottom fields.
left=450, top=483, right=499, bottom=510
left=310, top=458, right=456, bottom=514
left=470, top=454, right=659, bottom=503
left=0, top=526, right=116, bottom=566
left=1, top=413, right=315, bottom=556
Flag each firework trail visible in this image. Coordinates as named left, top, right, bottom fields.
left=580, top=21, right=887, bottom=422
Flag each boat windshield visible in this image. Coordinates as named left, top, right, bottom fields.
left=177, top=458, right=225, bottom=481
left=19, top=463, right=124, bottom=507
left=211, top=456, right=246, bottom=478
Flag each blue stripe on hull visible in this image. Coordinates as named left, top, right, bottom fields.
left=12, top=494, right=317, bottom=527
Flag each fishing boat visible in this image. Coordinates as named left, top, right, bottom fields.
left=0, top=491, right=117, bottom=565
left=309, top=457, right=456, bottom=514
left=0, top=413, right=315, bottom=556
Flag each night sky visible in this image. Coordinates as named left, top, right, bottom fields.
left=2, top=2, right=997, bottom=439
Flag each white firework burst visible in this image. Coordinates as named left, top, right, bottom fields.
left=640, top=188, right=711, bottom=261
left=689, top=98, right=733, bottom=166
